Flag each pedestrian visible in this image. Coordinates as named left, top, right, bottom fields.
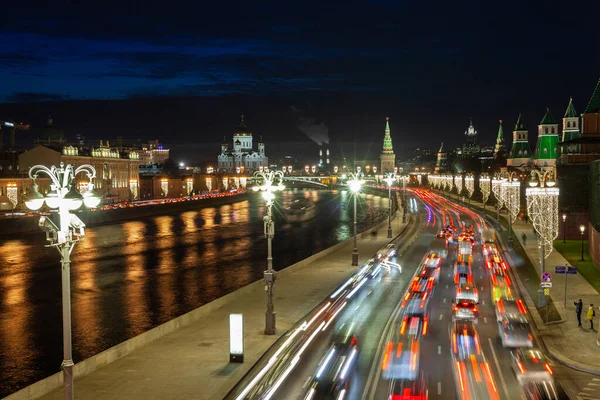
left=588, top=304, right=596, bottom=330
left=371, top=231, right=377, bottom=240
left=522, top=233, right=527, bottom=245
left=574, top=299, right=583, bottom=327
left=524, top=215, right=529, bottom=224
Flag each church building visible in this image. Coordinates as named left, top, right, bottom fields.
left=217, top=116, right=268, bottom=173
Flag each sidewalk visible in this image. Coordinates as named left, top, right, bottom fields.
left=15, top=208, right=410, bottom=400
left=442, top=191, right=600, bottom=373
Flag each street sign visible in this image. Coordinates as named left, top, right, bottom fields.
left=555, top=266, right=566, bottom=274
left=544, top=288, right=550, bottom=296
left=567, top=266, right=578, bottom=274
left=541, top=272, right=552, bottom=282
left=541, top=282, right=552, bottom=288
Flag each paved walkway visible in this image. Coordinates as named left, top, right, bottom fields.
left=23, top=208, right=410, bottom=400
left=444, top=191, right=600, bottom=373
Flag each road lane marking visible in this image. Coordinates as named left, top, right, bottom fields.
left=481, top=286, right=484, bottom=291
left=302, top=376, right=312, bottom=389
left=446, top=284, right=449, bottom=289
left=443, top=298, right=447, bottom=303
left=438, top=346, right=441, bottom=355
left=439, top=314, right=443, bottom=320
left=488, top=337, right=510, bottom=399
left=484, top=317, right=487, bottom=323
left=482, top=300, right=485, bottom=305
left=438, top=382, right=442, bottom=395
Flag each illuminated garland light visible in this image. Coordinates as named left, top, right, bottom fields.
left=480, top=174, right=491, bottom=205
left=465, top=174, right=475, bottom=199
left=526, top=187, right=559, bottom=258
left=454, top=175, right=463, bottom=196
left=160, top=179, right=168, bottom=197
left=6, top=183, right=18, bottom=208
left=129, top=179, right=139, bottom=200
left=417, top=174, right=422, bottom=185
left=502, top=180, right=520, bottom=223
left=491, top=173, right=504, bottom=209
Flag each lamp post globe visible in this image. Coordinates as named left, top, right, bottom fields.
left=384, top=173, right=395, bottom=238
left=562, top=214, right=567, bottom=243
left=348, top=172, right=364, bottom=266
left=580, top=224, right=586, bottom=261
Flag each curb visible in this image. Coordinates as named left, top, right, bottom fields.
left=451, top=193, right=600, bottom=376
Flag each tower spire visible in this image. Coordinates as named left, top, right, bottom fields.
left=584, top=78, right=600, bottom=114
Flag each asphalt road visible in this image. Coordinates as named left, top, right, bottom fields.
left=227, top=190, right=596, bottom=399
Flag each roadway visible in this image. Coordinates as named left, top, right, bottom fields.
left=226, top=189, right=591, bottom=399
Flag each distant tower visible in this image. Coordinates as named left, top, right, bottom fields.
left=434, top=142, right=447, bottom=173
left=533, top=108, right=559, bottom=168
left=221, top=136, right=228, bottom=153
left=319, top=148, right=323, bottom=165
left=462, top=119, right=480, bottom=157
left=494, top=120, right=506, bottom=159
left=380, top=117, right=396, bottom=174
left=258, top=135, right=265, bottom=154
left=562, top=97, right=580, bottom=155
left=326, top=148, right=330, bottom=164
left=507, top=113, right=533, bottom=168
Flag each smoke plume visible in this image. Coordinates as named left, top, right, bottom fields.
left=290, top=105, right=330, bottom=145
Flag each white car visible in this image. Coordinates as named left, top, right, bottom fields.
left=498, top=316, right=533, bottom=348
left=510, top=348, right=554, bottom=384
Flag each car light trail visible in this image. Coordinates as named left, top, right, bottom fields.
left=339, top=348, right=357, bottom=379
left=346, top=278, right=367, bottom=299
left=330, top=278, right=354, bottom=299
left=316, top=348, right=336, bottom=378
left=323, top=302, right=347, bottom=331
left=303, top=302, right=331, bottom=330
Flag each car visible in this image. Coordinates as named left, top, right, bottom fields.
left=401, top=291, right=430, bottom=315
left=388, top=374, right=428, bottom=400
left=381, top=336, right=421, bottom=380
left=491, top=275, right=513, bottom=302
left=454, top=262, right=473, bottom=285
left=495, top=298, right=527, bottom=322
left=309, top=335, right=359, bottom=398
left=453, top=298, right=478, bottom=321
left=399, top=314, right=429, bottom=339
left=489, top=261, right=507, bottom=276
left=450, top=320, right=482, bottom=360
left=419, top=266, right=440, bottom=284
left=510, top=348, right=554, bottom=384
left=498, top=316, right=533, bottom=347
left=409, top=276, right=435, bottom=294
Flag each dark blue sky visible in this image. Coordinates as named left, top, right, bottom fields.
left=1, top=1, right=599, bottom=162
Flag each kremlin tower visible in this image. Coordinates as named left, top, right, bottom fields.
left=533, top=108, right=559, bottom=168
left=380, top=117, right=396, bottom=173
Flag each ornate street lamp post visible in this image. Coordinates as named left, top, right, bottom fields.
left=526, top=169, right=559, bottom=308
left=348, top=172, right=364, bottom=266
left=480, top=173, right=491, bottom=210
left=501, top=171, right=520, bottom=249
left=252, top=170, right=285, bottom=335
left=384, top=173, right=395, bottom=238
left=24, top=162, right=100, bottom=400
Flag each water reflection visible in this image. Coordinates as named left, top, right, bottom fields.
left=0, top=189, right=388, bottom=397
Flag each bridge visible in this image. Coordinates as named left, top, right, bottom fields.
left=282, top=176, right=329, bottom=187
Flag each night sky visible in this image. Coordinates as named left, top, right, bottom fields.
left=1, top=1, right=599, bottom=163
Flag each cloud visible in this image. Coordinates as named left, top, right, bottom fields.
left=0, top=53, right=47, bottom=68
left=7, top=92, right=70, bottom=103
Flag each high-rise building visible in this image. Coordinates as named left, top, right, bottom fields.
left=507, top=113, right=533, bottom=168
left=533, top=108, right=559, bottom=168
left=380, top=117, right=395, bottom=174
left=462, top=119, right=480, bottom=157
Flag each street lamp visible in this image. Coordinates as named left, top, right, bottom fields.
left=501, top=172, right=520, bottom=249
left=562, top=214, right=567, bottom=243
left=252, top=170, right=285, bottom=335
left=384, top=173, right=395, bottom=238
left=580, top=224, right=586, bottom=261
left=526, top=169, right=559, bottom=308
left=480, top=173, right=491, bottom=210
left=25, top=162, right=100, bottom=400
left=348, top=172, right=364, bottom=266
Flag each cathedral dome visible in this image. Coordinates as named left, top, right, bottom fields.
left=234, top=115, right=252, bottom=136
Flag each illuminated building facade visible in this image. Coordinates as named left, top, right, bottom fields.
left=218, top=115, right=268, bottom=173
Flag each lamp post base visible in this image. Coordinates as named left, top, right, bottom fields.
left=387, top=226, right=392, bottom=238
left=352, top=250, right=359, bottom=266
left=265, top=312, right=276, bottom=335
left=508, top=235, right=513, bottom=250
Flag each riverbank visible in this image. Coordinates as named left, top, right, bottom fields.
left=8, top=192, right=409, bottom=400
left=0, top=191, right=248, bottom=236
